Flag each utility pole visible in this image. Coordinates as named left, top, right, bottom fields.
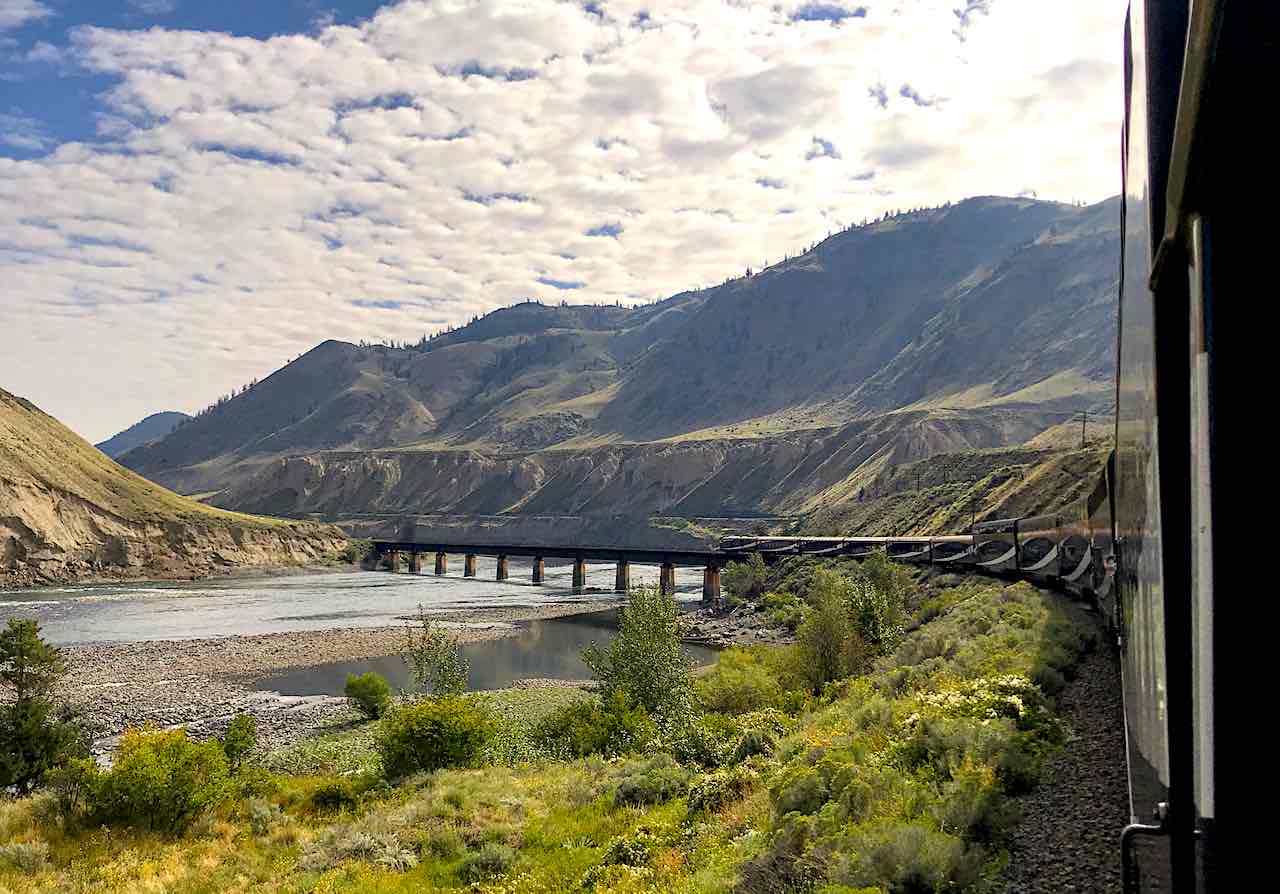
left=1080, top=410, right=1088, bottom=449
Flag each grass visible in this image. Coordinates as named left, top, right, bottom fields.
left=265, top=687, right=592, bottom=777
left=0, top=575, right=1097, bottom=893
left=0, top=388, right=324, bottom=533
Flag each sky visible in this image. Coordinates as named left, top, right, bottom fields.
left=0, top=0, right=1123, bottom=443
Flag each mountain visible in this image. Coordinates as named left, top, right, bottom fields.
left=95, top=411, right=191, bottom=458
left=0, top=388, right=346, bottom=588
left=117, top=195, right=1119, bottom=535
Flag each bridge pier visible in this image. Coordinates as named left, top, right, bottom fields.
left=435, top=551, right=448, bottom=576
left=660, top=562, right=676, bottom=595
left=386, top=550, right=400, bottom=572
left=464, top=554, right=477, bottom=577
left=572, top=558, right=587, bottom=591
left=702, top=565, right=720, bottom=604
left=614, top=559, right=630, bottom=592
left=532, top=557, right=545, bottom=583
left=496, top=556, right=509, bottom=581
left=407, top=551, right=420, bottom=574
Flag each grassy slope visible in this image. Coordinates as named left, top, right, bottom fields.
left=1, top=388, right=295, bottom=529
left=799, top=443, right=1111, bottom=536
left=0, top=574, right=1098, bottom=893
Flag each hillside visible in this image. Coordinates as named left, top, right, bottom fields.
left=0, top=389, right=346, bottom=588
left=94, top=411, right=190, bottom=458
left=117, top=195, right=1119, bottom=530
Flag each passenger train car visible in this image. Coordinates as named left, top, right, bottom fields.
left=727, top=3, right=1265, bottom=887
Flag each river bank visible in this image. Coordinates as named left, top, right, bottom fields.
left=67, top=599, right=622, bottom=756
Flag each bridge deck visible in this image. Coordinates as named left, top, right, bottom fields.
left=370, top=534, right=967, bottom=566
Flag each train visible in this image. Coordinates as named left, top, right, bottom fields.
left=727, top=2, right=1264, bottom=887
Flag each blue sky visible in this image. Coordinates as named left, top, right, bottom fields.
left=1, top=1, right=388, bottom=155
left=0, top=0, right=1123, bottom=441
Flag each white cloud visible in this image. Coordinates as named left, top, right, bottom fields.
left=0, top=0, right=52, bottom=32
left=0, top=108, right=52, bottom=149
left=0, top=0, right=1123, bottom=441
left=127, top=0, right=177, bottom=15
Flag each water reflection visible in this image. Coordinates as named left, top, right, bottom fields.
left=250, top=611, right=719, bottom=695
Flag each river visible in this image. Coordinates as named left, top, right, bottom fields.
left=0, top=558, right=715, bottom=698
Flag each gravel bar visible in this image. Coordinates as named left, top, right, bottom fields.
left=68, top=600, right=620, bottom=756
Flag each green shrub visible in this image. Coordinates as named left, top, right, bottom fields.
left=425, top=825, right=465, bottom=859
left=771, top=764, right=829, bottom=816
left=687, top=764, right=761, bottom=813
left=90, top=726, right=231, bottom=834
left=794, top=590, right=848, bottom=693
left=829, top=822, right=982, bottom=893
left=234, top=765, right=279, bottom=799
left=730, top=727, right=777, bottom=764
left=458, top=843, right=517, bottom=881
left=583, top=585, right=694, bottom=719
left=221, top=713, right=256, bottom=774
left=696, top=648, right=783, bottom=713
left=0, top=840, right=50, bottom=874
left=612, top=754, right=690, bottom=807
left=246, top=798, right=286, bottom=836
left=301, top=827, right=418, bottom=873
left=723, top=553, right=768, bottom=602
left=402, top=606, right=469, bottom=698
left=376, top=696, right=494, bottom=779
left=531, top=691, right=655, bottom=758
left=345, top=671, right=393, bottom=719
left=44, top=756, right=98, bottom=824
left=308, top=779, right=359, bottom=813
left=935, top=760, right=1021, bottom=844
left=763, top=591, right=807, bottom=632
left=736, top=814, right=819, bottom=892
left=657, top=713, right=730, bottom=768
left=337, top=539, right=374, bottom=564
left=601, top=827, right=661, bottom=867
left=845, top=575, right=904, bottom=653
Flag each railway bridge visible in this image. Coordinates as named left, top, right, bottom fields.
left=369, top=533, right=996, bottom=604
left=371, top=540, right=731, bottom=601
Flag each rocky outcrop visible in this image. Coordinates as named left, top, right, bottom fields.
left=0, top=387, right=347, bottom=589
left=0, top=480, right=346, bottom=588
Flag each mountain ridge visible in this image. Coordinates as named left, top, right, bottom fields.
left=95, top=411, right=191, bottom=458
left=117, top=195, right=1120, bottom=524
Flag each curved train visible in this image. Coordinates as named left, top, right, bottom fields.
left=718, top=450, right=1118, bottom=621
left=727, top=2, right=1261, bottom=887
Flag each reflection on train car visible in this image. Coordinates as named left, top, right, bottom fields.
left=1015, top=514, right=1060, bottom=580
left=886, top=539, right=932, bottom=563
left=972, top=517, right=1019, bottom=572
left=929, top=536, right=974, bottom=565
left=1086, top=457, right=1117, bottom=630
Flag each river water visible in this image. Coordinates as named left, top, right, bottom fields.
left=250, top=609, right=719, bottom=696
left=0, top=557, right=702, bottom=647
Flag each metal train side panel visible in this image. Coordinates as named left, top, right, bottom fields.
left=1116, top=0, right=1171, bottom=840
left=971, top=517, right=1019, bottom=573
